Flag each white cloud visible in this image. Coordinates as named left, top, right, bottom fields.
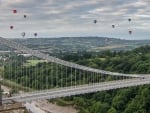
left=0, top=0, right=149, bottom=39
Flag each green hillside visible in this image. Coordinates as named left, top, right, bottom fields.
left=11, top=37, right=150, bottom=54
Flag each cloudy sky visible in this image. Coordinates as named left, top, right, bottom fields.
left=0, top=0, right=150, bottom=39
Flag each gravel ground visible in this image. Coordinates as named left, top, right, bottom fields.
left=35, top=100, right=78, bottom=113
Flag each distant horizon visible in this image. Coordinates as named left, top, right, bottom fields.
left=6, top=36, right=150, bottom=41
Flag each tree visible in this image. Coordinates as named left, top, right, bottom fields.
left=107, top=107, right=117, bottom=113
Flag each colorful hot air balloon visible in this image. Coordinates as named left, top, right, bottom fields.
left=24, top=15, right=27, bottom=18
left=10, top=26, right=14, bottom=29
left=94, top=20, right=97, bottom=24
left=21, top=32, right=26, bottom=38
left=128, top=18, right=131, bottom=22
left=112, top=25, right=115, bottom=28
left=13, top=10, right=17, bottom=14
left=34, top=33, right=37, bottom=37
left=129, top=30, right=132, bottom=34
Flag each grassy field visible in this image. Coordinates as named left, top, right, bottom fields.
left=91, top=45, right=128, bottom=52
left=24, top=59, right=46, bottom=67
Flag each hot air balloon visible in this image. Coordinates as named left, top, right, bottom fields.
left=34, top=33, right=37, bottom=37
left=93, top=20, right=97, bottom=24
left=112, top=25, right=115, bottom=28
left=128, top=18, right=131, bottom=22
left=21, top=32, right=26, bottom=38
left=24, top=15, right=27, bottom=18
left=129, top=30, right=132, bottom=34
left=13, top=10, right=17, bottom=14
left=10, top=26, right=14, bottom=29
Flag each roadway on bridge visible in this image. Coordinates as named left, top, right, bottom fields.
left=3, top=77, right=150, bottom=103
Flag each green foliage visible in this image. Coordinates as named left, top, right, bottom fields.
left=24, top=109, right=29, bottom=113
left=90, top=102, right=109, bottom=113
left=65, top=45, right=150, bottom=113
left=56, top=99, right=73, bottom=106
left=74, top=97, right=85, bottom=107
left=107, top=107, right=117, bottom=113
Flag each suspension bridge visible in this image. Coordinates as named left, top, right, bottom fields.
left=0, top=37, right=150, bottom=104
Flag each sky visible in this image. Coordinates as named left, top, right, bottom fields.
left=0, top=0, right=150, bottom=39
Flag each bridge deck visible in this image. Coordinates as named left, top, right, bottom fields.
left=3, top=77, right=150, bottom=103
